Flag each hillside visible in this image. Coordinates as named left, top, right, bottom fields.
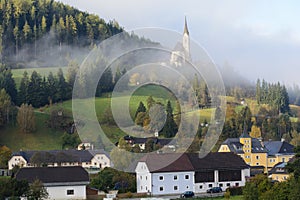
left=0, top=0, right=123, bottom=67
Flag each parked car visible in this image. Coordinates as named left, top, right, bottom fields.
left=180, top=191, right=195, bottom=198
left=206, top=187, right=222, bottom=193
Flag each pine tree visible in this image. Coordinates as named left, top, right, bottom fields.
left=135, top=101, right=146, bottom=119
left=18, top=71, right=29, bottom=105
left=161, top=101, right=178, bottom=138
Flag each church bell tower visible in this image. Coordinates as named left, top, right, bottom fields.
left=182, top=16, right=191, bottom=61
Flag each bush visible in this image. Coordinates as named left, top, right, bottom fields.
left=224, top=190, right=230, bottom=199
left=226, top=186, right=243, bottom=196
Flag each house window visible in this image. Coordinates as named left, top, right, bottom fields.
left=256, top=156, right=259, bottom=160
left=209, top=184, right=213, bottom=188
left=146, top=176, right=147, bottom=180
left=235, top=183, right=239, bottom=187
left=219, top=183, right=223, bottom=187
left=159, top=186, right=164, bottom=191
left=140, top=176, right=142, bottom=180
left=174, top=186, right=178, bottom=191
left=159, top=176, right=164, bottom=181
left=227, top=183, right=230, bottom=187
left=174, top=175, right=178, bottom=180
left=141, top=186, right=143, bottom=190
left=67, top=189, right=74, bottom=195
left=199, top=185, right=203, bottom=189
left=256, top=163, right=259, bottom=166
left=185, top=175, right=189, bottom=179
left=282, top=158, right=285, bottom=162
left=186, top=186, right=189, bottom=189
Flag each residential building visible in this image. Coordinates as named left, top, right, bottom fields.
left=8, top=149, right=110, bottom=170
left=16, top=166, right=89, bottom=200
left=269, top=162, right=289, bottom=182
left=218, top=131, right=295, bottom=173
left=123, top=135, right=176, bottom=151
left=264, top=140, right=295, bottom=169
left=135, top=152, right=250, bottom=195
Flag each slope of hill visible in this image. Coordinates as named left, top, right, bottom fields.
left=0, top=0, right=123, bottom=67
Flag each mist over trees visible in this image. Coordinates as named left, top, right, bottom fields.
left=0, top=0, right=123, bottom=67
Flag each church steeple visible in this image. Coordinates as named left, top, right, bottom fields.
left=184, top=16, right=189, bottom=35
left=182, top=16, right=190, bottom=61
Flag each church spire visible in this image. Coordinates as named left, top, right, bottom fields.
left=184, top=16, right=189, bottom=35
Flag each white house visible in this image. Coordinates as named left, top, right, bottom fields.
left=135, top=152, right=250, bottom=195
left=8, top=149, right=110, bottom=170
left=16, top=166, right=89, bottom=200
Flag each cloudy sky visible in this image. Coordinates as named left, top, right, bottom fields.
left=59, top=0, right=300, bottom=85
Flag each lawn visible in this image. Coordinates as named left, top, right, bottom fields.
left=0, top=112, right=64, bottom=151
left=0, top=83, right=213, bottom=151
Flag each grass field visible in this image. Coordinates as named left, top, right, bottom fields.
left=0, top=112, right=63, bottom=151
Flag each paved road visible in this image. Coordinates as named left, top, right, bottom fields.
left=122, top=192, right=224, bottom=200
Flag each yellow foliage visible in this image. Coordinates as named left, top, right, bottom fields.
left=250, top=125, right=261, bottom=138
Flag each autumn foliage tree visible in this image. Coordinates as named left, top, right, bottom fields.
left=17, top=103, right=35, bottom=133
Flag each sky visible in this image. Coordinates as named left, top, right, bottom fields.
left=59, top=0, right=300, bottom=85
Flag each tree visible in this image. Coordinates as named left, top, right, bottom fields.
left=0, top=65, right=17, bottom=103
left=98, top=68, right=113, bottom=94
left=250, top=125, right=261, bottom=138
left=0, top=145, right=11, bottom=168
left=56, top=68, right=68, bottom=101
left=160, top=101, right=178, bottom=138
left=135, top=101, right=146, bottom=119
left=287, top=146, right=300, bottom=180
left=17, top=103, right=35, bottom=133
left=18, top=71, right=29, bottom=105
left=66, top=60, right=79, bottom=89
left=135, top=112, right=147, bottom=127
left=149, top=103, right=166, bottom=132
left=27, top=71, right=46, bottom=107
left=46, top=72, right=57, bottom=105
left=0, top=89, right=11, bottom=126
left=61, top=132, right=81, bottom=149
left=146, top=96, right=155, bottom=110
left=23, top=20, right=31, bottom=41
left=101, top=105, right=115, bottom=125
left=27, top=179, right=48, bottom=200
left=90, top=167, right=136, bottom=193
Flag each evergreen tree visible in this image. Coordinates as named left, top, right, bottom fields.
left=0, top=65, right=17, bottom=103
left=46, top=72, right=57, bottom=105
left=135, top=101, right=146, bottom=118
left=97, top=68, right=113, bottom=94
left=161, top=101, right=178, bottom=138
left=18, top=71, right=29, bottom=105
left=56, top=68, right=68, bottom=101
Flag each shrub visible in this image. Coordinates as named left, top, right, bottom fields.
left=226, top=186, right=243, bottom=196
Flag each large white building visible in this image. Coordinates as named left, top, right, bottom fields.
left=16, top=166, right=89, bottom=200
left=8, top=149, right=110, bottom=170
left=135, top=152, right=250, bottom=195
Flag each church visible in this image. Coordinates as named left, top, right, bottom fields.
left=170, top=17, right=191, bottom=67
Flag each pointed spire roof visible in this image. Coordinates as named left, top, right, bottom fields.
left=184, top=16, right=189, bottom=35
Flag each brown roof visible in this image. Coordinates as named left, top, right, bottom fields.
left=139, top=152, right=249, bottom=173
left=16, top=166, right=89, bottom=184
